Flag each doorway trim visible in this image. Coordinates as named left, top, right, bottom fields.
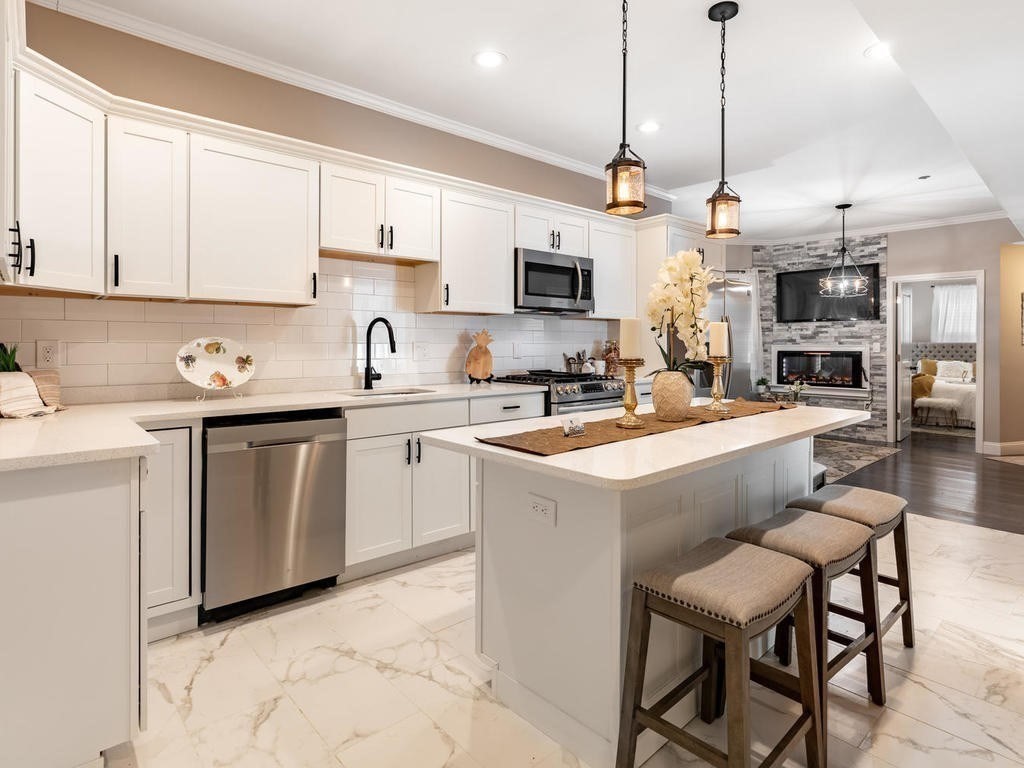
left=885, top=270, right=985, bottom=453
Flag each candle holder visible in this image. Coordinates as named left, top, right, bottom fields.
left=707, top=355, right=732, bottom=414
left=616, top=357, right=645, bottom=429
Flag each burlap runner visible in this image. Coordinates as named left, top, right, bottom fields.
left=476, top=399, right=797, bottom=456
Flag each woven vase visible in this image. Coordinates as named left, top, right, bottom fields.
left=652, top=370, right=695, bottom=422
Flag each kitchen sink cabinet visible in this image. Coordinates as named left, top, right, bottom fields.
left=14, top=70, right=105, bottom=293
left=346, top=433, right=415, bottom=565
left=411, top=432, right=471, bottom=546
left=515, top=203, right=589, bottom=259
left=589, top=218, right=636, bottom=319
left=320, top=162, right=440, bottom=262
left=189, top=134, right=319, bottom=304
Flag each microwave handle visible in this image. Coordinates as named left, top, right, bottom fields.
left=574, top=260, right=583, bottom=306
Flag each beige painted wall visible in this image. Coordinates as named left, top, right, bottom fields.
left=1000, top=244, right=1024, bottom=445
left=24, top=4, right=671, bottom=216
left=887, top=217, right=1022, bottom=444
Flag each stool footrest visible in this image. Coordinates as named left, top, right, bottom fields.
left=750, top=658, right=800, bottom=699
left=828, top=602, right=865, bottom=622
left=761, top=713, right=814, bottom=768
left=881, top=601, right=910, bottom=635
left=849, top=567, right=899, bottom=589
left=636, top=709, right=728, bottom=768
left=649, top=664, right=711, bottom=719
left=827, top=631, right=876, bottom=677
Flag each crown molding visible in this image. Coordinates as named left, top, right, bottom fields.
left=29, top=0, right=675, bottom=201
left=726, top=209, right=1010, bottom=247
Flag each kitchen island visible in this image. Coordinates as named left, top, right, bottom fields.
left=421, top=401, right=869, bottom=768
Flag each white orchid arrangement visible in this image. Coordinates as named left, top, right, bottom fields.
left=646, top=249, right=714, bottom=373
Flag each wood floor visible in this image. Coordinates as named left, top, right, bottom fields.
left=839, top=431, right=1024, bottom=535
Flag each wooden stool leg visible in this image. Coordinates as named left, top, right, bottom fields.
left=810, top=569, right=829, bottom=759
left=858, top=540, right=886, bottom=706
left=699, top=635, right=724, bottom=723
left=794, top=582, right=824, bottom=768
left=616, top=588, right=653, bottom=768
left=893, top=512, right=915, bottom=648
left=724, top=627, right=752, bottom=768
left=773, top=614, right=793, bottom=667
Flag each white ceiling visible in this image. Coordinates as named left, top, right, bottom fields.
left=33, top=0, right=1016, bottom=239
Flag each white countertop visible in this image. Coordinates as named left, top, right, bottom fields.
left=421, top=401, right=870, bottom=490
left=0, top=382, right=546, bottom=473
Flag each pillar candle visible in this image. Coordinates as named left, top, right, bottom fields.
left=619, top=318, right=642, bottom=359
left=708, top=321, right=729, bottom=357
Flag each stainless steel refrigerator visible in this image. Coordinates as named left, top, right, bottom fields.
left=695, top=270, right=759, bottom=400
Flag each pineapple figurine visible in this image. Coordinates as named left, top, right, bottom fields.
left=465, top=329, right=495, bottom=383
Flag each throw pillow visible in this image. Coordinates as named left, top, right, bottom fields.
left=911, top=373, right=935, bottom=401
left=919, top=358, right=938, bottom=375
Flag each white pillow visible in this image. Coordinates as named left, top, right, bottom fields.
left=935, top=360, right=972, bottom=381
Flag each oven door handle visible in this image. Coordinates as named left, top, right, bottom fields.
left=554, top=399, right=622, bottom=415
left=574, top=260, right=582, bottom=306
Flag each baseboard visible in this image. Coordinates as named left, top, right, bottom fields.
left=148, top=605, right=198, bottom=642
left=983, top=440, right=1024, bottom=456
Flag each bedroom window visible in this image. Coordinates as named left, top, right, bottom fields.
left=931, top=283, right=977, bottom=342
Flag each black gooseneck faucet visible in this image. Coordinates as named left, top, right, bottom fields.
left=364, top=316, right=397, bottom=390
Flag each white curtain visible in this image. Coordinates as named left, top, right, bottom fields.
left=931, top=283, right=977, bottom=342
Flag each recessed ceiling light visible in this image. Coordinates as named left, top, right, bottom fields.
left=863, top=41, right=892, bottom=60
left=636, top=120, right=661, bottom=134
left=473, top=50, right=507, bottom=68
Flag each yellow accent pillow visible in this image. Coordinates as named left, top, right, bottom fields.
left=911, top=373, right=935, bottom=401
left=919, top=358, right=938, bottom=376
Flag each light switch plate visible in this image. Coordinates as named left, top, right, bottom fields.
left=37, top=340, right=60, bottom=369
left=414, top=342, right=429, bottom=361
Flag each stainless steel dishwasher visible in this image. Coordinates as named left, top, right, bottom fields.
left=203, top=409, right=346, bottom=613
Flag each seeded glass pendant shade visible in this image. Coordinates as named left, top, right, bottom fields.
left=820, top=203, right=870, bottom=298
left=606, top=0, right=646, bottom=216
left=705, top=1, right=741, bottom=238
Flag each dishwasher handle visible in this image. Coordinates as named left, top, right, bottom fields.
left=206, top=417, right=346, bottom=453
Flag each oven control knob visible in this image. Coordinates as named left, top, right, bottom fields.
left=556, top=386, right=565, bottom=395
left=618, top=382, right=625, bottom=390
left=574, top=385, right=582, bottom=393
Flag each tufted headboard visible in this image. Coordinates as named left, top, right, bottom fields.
left=910, top=342, right=976, bottom=364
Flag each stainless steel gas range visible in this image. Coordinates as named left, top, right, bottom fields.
left=492, top=370, right=628, bottom=415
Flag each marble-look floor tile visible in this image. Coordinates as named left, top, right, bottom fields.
left=860, top=709, right=1022, bottom=768
left=335, top=712, right=481, bottom=768
left=373, top=578, right=475, bottom=633
left=534, top=748, right=593, bottom=768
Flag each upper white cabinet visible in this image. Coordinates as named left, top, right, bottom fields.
left=515, top=203, right=588, bottom=258
left=321, top=163, right=440, bottom=262
left=190, top=134, right=319, bottom=304
left=590, top=218, right=636, bottom=319
left=416, top=189, right=514, bottom=314
left=107, top=117, right=188, bottom=298
left=15, top=71, right=105, bottom=293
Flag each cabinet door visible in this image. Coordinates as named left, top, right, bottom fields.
left=320, top=163, right=384, bottom=256
left=412, top=434, right=470, bottom=546
left=346, top=434, right=413, bottom=565
left=141, top=428, right=191, bottom=609
left=668, top=226, right=696, bottom=257
left=107, top=117, right=188, bottom=298
left=554, top=213, right=589, bottom=258
left=15, top=71, right=104, bottom=293
left=0, top=15, right=13, bottom=287
left=189, top=134, right=319, bottom=304
left=515, top=204, right=556, bottom=251
left=590, top=219, right=636, bottom=318
left=385, top=176, right=440, bottom=262
left=441, top=190, right=515, bottom=314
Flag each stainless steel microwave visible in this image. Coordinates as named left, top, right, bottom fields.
left=514, top=248, right=595, bottom=313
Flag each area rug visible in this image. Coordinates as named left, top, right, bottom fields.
left=814, top=437, right=900, bottom=484
left=988, top=455, right=1024, bottom=467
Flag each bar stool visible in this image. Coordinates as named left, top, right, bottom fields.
left=726, top=509, right=885, bottom=763
left=786, top=484, right=914, bottom=649
left=617, top=537, right=823, bottom=768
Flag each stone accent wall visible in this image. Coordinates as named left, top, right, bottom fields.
left=754, top=234, right=888, bottom=443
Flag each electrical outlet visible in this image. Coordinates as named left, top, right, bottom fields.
left=37, top=340, right=60, bottom=369
left=414, top=342, right=429, bottom=361
left=527, top=493, right=556, bottom=526
left=872, top=342, right=881, bottom=353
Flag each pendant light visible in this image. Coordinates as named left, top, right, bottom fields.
left=705, top=1, right=741, bottom=238
left=605, top=0, right=646, bottom=216
left=819, top=203, right=870, bottom=298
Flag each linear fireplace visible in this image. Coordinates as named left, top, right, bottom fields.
left=773, top=347, right=866, bottom=390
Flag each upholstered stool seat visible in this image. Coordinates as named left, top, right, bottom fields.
left=618, top=538, right=823, bottom=768
left=725, top=510, right=885, bottom=765
left=789, top=484, right=915, bottom=648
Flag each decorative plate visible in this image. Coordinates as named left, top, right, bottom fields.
left=176, top=337, right=255, bottom=390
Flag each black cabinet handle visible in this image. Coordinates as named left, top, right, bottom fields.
left=549, top=230, right=555, bottom=249
left=501, top=404, right=521, bottom=411
left=113, top=253, right=120, bottom=287
left=556, top=231, right=561, bottom=250
left=26, top=238, right=36, bottom=277
left=405, top=438, right=412, bottom=465
left=416, top=437, right=422, bottom=464
left=378, top=224, right=385, bottom=249
left=312, top=272, right=317, bottom=298
left=387, top=226, right=394, bottom=250
left=443, top=283, right=449, bottom=306
left=8, top=220, right=22, bottom=272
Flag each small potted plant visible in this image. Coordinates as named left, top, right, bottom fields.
left=788, top=381, right=808, bottom=404
left=755, top=376, right=769, bottom=395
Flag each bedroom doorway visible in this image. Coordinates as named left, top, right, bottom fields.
left=887, top=271, right=984, bottom=453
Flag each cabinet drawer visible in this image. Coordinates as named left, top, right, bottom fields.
left=345, top=399, right=468, bottom=438
left=470, top=393, right=545, bottom=424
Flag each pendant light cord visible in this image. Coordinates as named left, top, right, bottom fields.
left=621, top=0, right=629, bottom=148
left=840, top=207, right=847, bottom=267
left=719, top=17, right=727, bottom=183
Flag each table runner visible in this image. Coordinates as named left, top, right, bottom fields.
left=476, top=399, right=797, bottom=456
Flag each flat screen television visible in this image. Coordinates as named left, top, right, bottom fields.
left=775, top=264, right=880, bottom=323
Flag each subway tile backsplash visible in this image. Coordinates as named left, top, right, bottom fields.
left=0, top=257, right=610, bottom=404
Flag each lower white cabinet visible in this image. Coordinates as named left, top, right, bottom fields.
left=346, top=431, right=470, bottom=565
left=141, top=428, right=192, bottom=609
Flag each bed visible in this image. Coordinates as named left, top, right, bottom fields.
left=910, top=342, right=977, bottom=427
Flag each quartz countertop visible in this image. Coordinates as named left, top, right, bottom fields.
left=420, top=401, right=870, bottom=490
left=0, top=382, right=547, bottom=473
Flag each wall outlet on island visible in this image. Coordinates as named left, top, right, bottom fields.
left=527, top=493, right=557, bottom=526
left=37, top=340, right=60, bottom=369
